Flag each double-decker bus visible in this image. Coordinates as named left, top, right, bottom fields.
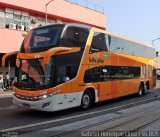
left=3, top=23, right=156, bottom=111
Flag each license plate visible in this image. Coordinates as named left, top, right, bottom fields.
left=23, top=103, right=30, bottom=108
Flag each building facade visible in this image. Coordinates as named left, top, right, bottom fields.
left=0, top=0, right=106, bottom=78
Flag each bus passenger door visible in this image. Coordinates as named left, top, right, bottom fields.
left=56, top=83, right=71, bottom=110
left=55, top=66, right=72, bottom=110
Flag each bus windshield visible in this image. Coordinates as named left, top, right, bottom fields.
left=15, top=52, right=83, bottom=90
left=20, top=25, right=64, bottom=53
left=20, top=25, right=90, bottom=53
left=15, top=58, right=55, bottom=90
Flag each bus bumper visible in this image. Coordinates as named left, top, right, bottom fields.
left=13, top=91, right=84, bottom=112
left=13, top=94, right=56, bottom=112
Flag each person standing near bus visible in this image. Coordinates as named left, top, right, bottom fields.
left=5, top=72, right=10, bottom=89
left=0, top=72, right=3, bottom=89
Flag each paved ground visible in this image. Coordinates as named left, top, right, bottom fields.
left=0, top=84, right=159, bottom=129
left=0, top=81, right=160, bottom=137
left=0, top=88, right=13, bottom=98
left=17, top=99, right=160, bottom=137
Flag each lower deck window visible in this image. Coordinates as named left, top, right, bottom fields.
left=84, top=66, right=141, bottom=83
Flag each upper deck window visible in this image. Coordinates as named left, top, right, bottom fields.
left=20, top=25, right=90, bottom=53
left=90, top=32, right=108, bottom=53
left=109, top=35, right=156, bottom=58
left=20, top=25, right=63, bottom=53
left=60, top=26, right=89, bottom=48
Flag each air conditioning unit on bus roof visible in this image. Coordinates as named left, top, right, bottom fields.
left=17, top=24, right=24, bottom=31
left=8, top=23, right=16, bottom=30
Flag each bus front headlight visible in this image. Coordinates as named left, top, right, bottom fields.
left=39, top=94, right=48, bottom=100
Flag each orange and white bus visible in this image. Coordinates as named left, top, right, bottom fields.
left=3, top=23, right=157, bottom=111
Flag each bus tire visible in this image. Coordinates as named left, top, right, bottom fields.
left=145, top=81, right=150, bottom=94
left=138, top=83, right=145, bottom=96
left=81, top=90, right=92, bottom=110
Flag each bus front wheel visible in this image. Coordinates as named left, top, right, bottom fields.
left=81, top=91, right=92, bottom=110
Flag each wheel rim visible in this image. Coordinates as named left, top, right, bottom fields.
left=82, top=94, right=90, bottom=107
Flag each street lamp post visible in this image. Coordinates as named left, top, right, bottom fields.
left=152, top=38, right=160, bottom=47
left=152, top=38, right=160, bottom=57
left=45, top=0, right=54, bottom=25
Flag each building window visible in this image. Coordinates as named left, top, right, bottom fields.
left=6, top=12, right=13, bottom=19
left=0, top=10, right=5, bottom=28
left=1, top=8, right=58, bottom=31
left=14, top=14, right=21, bottom=20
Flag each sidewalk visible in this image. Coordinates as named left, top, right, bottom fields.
left=0, top=88, right=13, bottom=98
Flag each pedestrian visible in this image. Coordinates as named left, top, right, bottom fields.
left=0, top=72, right=3, bottom=89
left=10, top=78, right=14, bottom=89
left=5, top=72, right=10, bottom=89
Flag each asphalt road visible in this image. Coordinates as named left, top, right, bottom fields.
left=0, top=81, right=160, bottom=130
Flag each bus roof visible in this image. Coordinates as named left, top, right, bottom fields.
left=35, top=23, right=154, bottom=49
left=36, top=23, right=92, bottom=30
left=92, top=27, right=154, bottom=49
left=108, top=31, right=154, bottom=48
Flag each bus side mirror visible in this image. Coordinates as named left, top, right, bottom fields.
left=2, top=51, right=18, bottom=67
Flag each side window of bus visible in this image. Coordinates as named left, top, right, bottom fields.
left=56, top=65, right=72, bottom=83
left=90, top=32, right=108, bottom=54
left=84, top=67, right=100, bottom=83
left=84, top=66, right=111, bottom=83
left=60, top=27, right=89, bottom=48
left=84, top=66, right=141, bottom=83
left=153, top=69, right=156, bottom=77
left=99, top=66, right=111, bottom=81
